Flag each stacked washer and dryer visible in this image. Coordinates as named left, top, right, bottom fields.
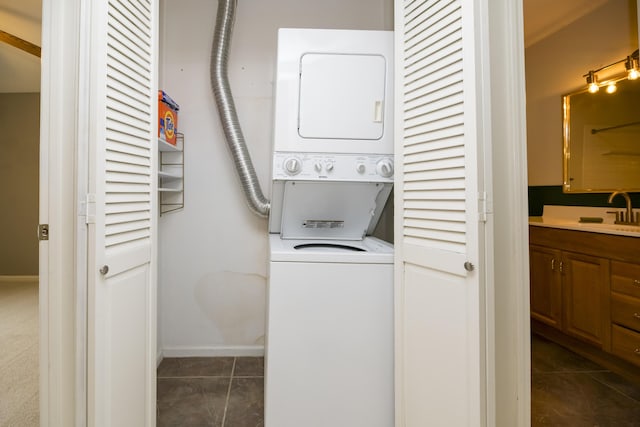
left=265, top=29, right=395, bottom=427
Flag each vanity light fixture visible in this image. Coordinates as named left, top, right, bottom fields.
left=584, top=49, right=639, bottom=92
left=626, top=54, right=639, bottom=80
left=586, top=70, right=599, bottom=93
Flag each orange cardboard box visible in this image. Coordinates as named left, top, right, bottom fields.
left=158, top=90, right=180, bottom=145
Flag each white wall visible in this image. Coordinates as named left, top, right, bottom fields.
left=525, top=0, right=638, bottom=186
left=158, top=0, right=393, bottom=356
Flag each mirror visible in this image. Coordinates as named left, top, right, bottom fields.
left=563, top=76, right=640, bottom=192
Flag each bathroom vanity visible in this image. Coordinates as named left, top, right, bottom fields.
left=529, top=206, right=640, bottom=376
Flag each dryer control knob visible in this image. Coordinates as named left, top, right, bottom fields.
left=314, top=161, right=323, bottom=172
left=325, top=161, right=334, bottom=172
left=284, top=157, right=302, bottom=175
left=356, top=163, right=366, bottom=174
left=376, top=158, right=394, bottom=178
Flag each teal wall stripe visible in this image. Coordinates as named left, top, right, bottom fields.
left=528, top=186, right=640, bottom=216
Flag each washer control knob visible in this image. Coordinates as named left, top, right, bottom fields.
left=376, top=158, right=394, bottom=178
left=356, top=163, right=366, bottom=174
left=314, top=161, right=323, bottom=173
left=325, top=161, right=334, bottom=172
left=284, top=157, right=302, bottom=175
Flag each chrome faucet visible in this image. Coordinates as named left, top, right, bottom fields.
left=608, top=191, right=638, bottom=225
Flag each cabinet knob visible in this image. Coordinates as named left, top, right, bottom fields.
left=634, top=279, right=640, bottom=286
left=635, top=348, right=640, bottom=356
left=633, top=312, right=640, bottom=320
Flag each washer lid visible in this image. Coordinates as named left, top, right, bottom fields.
left=280, top=181, right=385, bottom=240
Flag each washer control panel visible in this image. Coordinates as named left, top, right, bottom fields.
left=273, top=152, right=394, bottom=182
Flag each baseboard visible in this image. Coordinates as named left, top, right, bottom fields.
left=0, top=275, right=38, bottom=283
left=161, top=345, right=265, bottom=358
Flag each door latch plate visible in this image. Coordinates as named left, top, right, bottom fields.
left=38, top=224, right=49, bottom=241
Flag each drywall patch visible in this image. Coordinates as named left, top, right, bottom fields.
left=195, top=271, right=266, bottom=345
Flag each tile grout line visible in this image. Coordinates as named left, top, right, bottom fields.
left=221, top=357, right=236, bottom=427
left=586, top=371, right=640, bottom=404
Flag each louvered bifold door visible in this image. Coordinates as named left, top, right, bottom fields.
left=395, top=0, right=490, bottom=425
left=86, top=0, right=158, bottom=425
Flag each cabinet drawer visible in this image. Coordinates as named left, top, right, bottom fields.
left=611, top=261, right=640, bottom=298
left=611, top=293, right=640, bottom=332
left=611, top=324, right=640, bottom=366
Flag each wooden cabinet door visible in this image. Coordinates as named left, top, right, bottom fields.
left=562, top=252, right=610, bottom=347
left=530, top=246, right=562, bottom=329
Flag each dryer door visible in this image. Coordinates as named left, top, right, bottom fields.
left=298, top=53, right=387, bottom=141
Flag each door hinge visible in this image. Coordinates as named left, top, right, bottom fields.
left=479, top=192, right=492, bottom=223
left=83, top=193, right=96, bottom=224
left=38, top=224, right=49, bottom=241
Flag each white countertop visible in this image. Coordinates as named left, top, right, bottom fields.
left=529, top=205, right=640, bottom=238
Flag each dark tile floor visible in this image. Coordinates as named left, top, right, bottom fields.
left=532, top=334, right=640, bottom=426
left=157, top=337, right=640, bottom=426
left=157, top=357, right=264, bottom=427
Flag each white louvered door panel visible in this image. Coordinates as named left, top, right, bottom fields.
left=395, top=0, right=490, bottom=426
left=86, top=0, right=158, bottom=425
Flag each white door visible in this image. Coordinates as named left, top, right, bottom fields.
left=83, top=0, right=158, bottom=425
left=394, top=1, right=492, bottom=425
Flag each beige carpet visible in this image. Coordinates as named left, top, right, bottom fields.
left=0, top=279, right=39, bottom=427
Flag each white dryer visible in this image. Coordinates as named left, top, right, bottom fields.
left=271, top=28, right=394, bottom=155
left=265, top=28, right=394, bottom=427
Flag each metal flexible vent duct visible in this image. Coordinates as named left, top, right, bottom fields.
left=211, top=0, right=270, bottom=217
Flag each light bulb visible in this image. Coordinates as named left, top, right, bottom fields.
left=625, top=55, right=639, bottom=80
left=606, top=82, right=617, bottom=94
left=586, top=71, right=599, bottom=93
